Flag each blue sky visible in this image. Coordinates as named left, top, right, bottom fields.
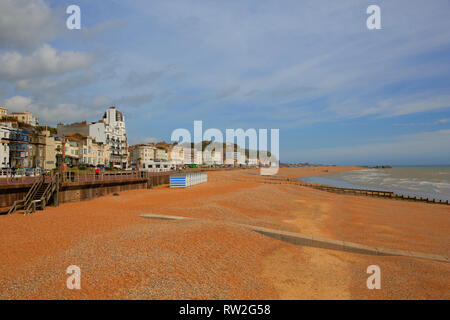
left=1, top=0, right=450, bottom=165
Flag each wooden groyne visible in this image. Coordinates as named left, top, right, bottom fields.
left=258, top=176, right=450, bottom=205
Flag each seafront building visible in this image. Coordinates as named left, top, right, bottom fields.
left=8, top=111, right=38, bottom=126
left=62, top=133, right=110, bottom=167
left=129, top=144, right=176, bottom=171
left=0, top=123, right=11, bottom=169
left=129, top=144, right=156, bottom=167
left=202, top=149, right=223, bottom=165
left=80, top=135, right=110, bottom=167
left=168, top=145, right=184, bottom=165
left=0, top=104, right=264, bottom=171
left=62, top=136, right=81, bottom=167
left=57, top=121, right=106, bottom=144
left=41, top=131, right=58, bottom=170
left=0, top=107, right=7, bottom=118
left=247, top=158, right=258, bottom=166
left=103, top=107, right=128, bottom=168
left=9, top=127, right=30, bottom=169
left=180, top=145, right=203, bottom=165
left=155, top=147, right=168, bottom=161
left=28, top=130, right=59, bottom=170
left=58, top=106, right=128, bottom=169
left=0, top=107, right=38, bottom=126
left=0, top=121, right=59, bottom=171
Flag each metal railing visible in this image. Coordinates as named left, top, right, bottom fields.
left=60, top=170, right=171, bottom=184
left=1, top=168, right=180, bottom=185
left=7, top=175, right=44, bottom=214
left=24, top=174, right=59, bottom=215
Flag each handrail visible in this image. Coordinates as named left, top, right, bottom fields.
left=22, top=175, right=44, bottom=211
left=42, top=182, right=52, bottom=200
left=24, top=199, right=36, bottom=215
left=24, top=200, right=40, bottom=215
left=24, top=175, right=44, bottom=203
left=7, top=175, right=43, bottom=215
left=24, top=174, right=58, bottom=215
left=7, top=202, right=18, bottom=215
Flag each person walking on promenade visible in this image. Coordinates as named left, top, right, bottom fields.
left=95, top=167, right=100, bottom=180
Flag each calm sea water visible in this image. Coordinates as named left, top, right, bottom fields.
left=300, top=166, right=450, bottom=202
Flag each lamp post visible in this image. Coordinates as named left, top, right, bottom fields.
left=59, top=135, right=67, bottom=175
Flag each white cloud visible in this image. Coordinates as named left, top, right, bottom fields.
left=15, top=71, right=98, bottom=95
left=3, top=95, right=100, bottom=125
left=0, top=44, right=94, bottom=81
left=129, top=0, right=450, bottom=125
left=3, top=95, right=32, bottom=110
left=383, top=95, right=450, bottom=117
left=0, top=0, right=61, bottom=50
left=327, top=94, right=450, bottom=119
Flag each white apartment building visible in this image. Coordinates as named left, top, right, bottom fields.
left=247, top=158, right=259, bottom=166
left=183, top=147, right=202, bottom=165
left=59, top=107, right=128, bottom=168
left=193, top=150, right=202, bottom=165
left=63, top=138, right=81, bottom=167
left=213, top=150, right=223, bottom=164
left=80, top=136, right=110, bottom=167
left=155, top=148, right=168, bottom=161
left=225, top=152, right=235, bottom=165
left=129, top=144, right=156, bottom=167
left=0, top=124, right=10, bottom=168
left=8, top=111, right=38, bottom=126
left=169, top=145, right=184, bottom=165
left=57, top=121, right=106, bottom=144
left=0, top=107, right=7, bottom=119
left=203, top=149, right=223, bottom=165
left=103, top=107, right=127, bottom=168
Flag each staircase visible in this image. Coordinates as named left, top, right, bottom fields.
left=8, top=174, right=59, bottom=215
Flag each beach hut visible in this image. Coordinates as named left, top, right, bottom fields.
left=170, top=173, right=188, bottom=188
left=170, top=172, right=208, bottom=188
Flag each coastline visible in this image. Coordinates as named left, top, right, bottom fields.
left=274, top=165, right=364, bottom=179
left=0, top=167, right=448, bottom=299
left=297, top=166, right=450, bottom=203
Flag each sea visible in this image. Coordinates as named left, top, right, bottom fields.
left=300, top=166, right=450, bottom=202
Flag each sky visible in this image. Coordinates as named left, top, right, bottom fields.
left=1, top=0, right=450, bottom=165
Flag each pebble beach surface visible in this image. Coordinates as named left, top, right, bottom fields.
left=0, top=167, right=449, bottom=299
